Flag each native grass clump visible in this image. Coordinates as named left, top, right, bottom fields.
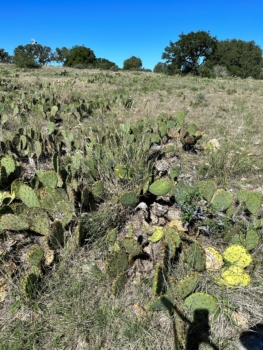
left=0, top=64, right=263, bottom=349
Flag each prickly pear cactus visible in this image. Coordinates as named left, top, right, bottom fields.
left=147, top=294, right=175, bottom=311
left=49, top=220, right=64, bottom=249
left=184, top=292, right=218, bottom=312
left=222, top=244, right=252, bottom=268
left=1, top=156, right=16, bottom=176
left=37, top=170, right=58, bottom=190
left=211, top=189, right=233, bottom=211
left=0, top=214, right=29, bottom=231
left=27, top=246, right=44, bottom=267
left=121, top=237, right=142, bottom=257
left=149, top=179, right=172, bottom=196
left=148, top=226, right=165, bottom=243
left=105, top=250, right=129, bottom=277
left=119, top=191, right=138, bottom=207
left=175, top=273, right=201, bottom=299
left=245, top=191, right=262, bottom=215
left=106, top=229, right=117, bottom=246
left=18, top=183, right=41, bottom=208
left=153, top=263, right=166, bottom=296
left=114, top=164, right=133, bottom=180
left=20, top=273, right=38, bottom=298
left=186, top=242, right=206, bottom=272
left=195, top=180, right=216, bottom=202
left=245, top=230, right=259, bottom=251
left=91, top=180, right=104, bottom=197
left=27, top=208, right=50, bottom=236
left=112, top=271, right=128, bottom=296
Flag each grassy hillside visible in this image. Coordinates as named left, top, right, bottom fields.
left=0, top=63, right=263, bottom=350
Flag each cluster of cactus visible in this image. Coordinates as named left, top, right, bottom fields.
left=104, top=220, right=220, bottom=348
left=173, top=179, right=262, bottom=245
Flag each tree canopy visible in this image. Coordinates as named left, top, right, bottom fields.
left=64, top=46, right=96, bottom=68
left=162, top=31, right=218, bottom=75
left=13, top=44, right=53, bottom=68
left=205, top=39, right=263, bottom=78
left=0, top=49, right=12, bottom=63
left=123, top=56, right=142, bottom=70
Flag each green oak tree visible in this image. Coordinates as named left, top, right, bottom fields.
left=205, top=39, right=263, bottom=78
left=162, top=31, right=218, bottom=75
left=64, top=46, right=96, bottom=67
left=123, top=56, right=142, bottom=70
left=0, top=49, right=12, bottom=63
left=13, top=44, right=53, bottom=68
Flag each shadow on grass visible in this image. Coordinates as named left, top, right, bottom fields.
left=160, top=297, right=219, bottom=350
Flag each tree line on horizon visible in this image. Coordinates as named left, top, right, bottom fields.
left=0, top=31, right=263, bottom=78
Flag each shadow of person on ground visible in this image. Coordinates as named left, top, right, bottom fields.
left=161, top=297, right=219, bottom=350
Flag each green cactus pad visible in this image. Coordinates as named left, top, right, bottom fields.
left=211, top=189, right=233, bottom=211
left=149, top=179, right=172, bottom=196
left=119, top=191, right=138, bottom=207
left=237, top=189, right=249, bottom=203
left=11, top=180, right=24, bottom=198
left=27, top=246, right=44, bottom=267
left=20, top=273, right=38, bottom=298
left=147, top=294, right=175, bottom=311
left=169, top=165, right=181, bottom=180
left=112, top=271, right=128, bottom=296
left=18, top=184, right=41, bottom=208
left=27, top=208, right=50, bottom=236
left=195, top=180, right=216, bottom=202
left=49, top=220, right=64, bottom=249
left=1, top=156, right=16, bottom=175
left=163, top=144, right=175, bottom=153
left=52, top=201, right=75, bottom=226
left=52, top=153, right=60, bottom=173
left=175, top=110, right=185, bottom=130
left=187, top=123, right=197, bottom=135
left=0, top=214, right=29, bottom=231
left=91, top=180, right=104, bottom=197
left=245, top=191, right=262, bottom=215
left=41, top=189, right=65, bottom=211
left=153, top=263, right=166, bottom=296
left=114, top=164, right=133, bottom=180
left=226, top=205, right=235, bottom=218
left=186, top=242, right=206, bottom=271
left=148, top=226, right=165, bottom=243
left=37, top=170, right=58, bottom=190
left=175, top=273, right=201, bottom=299
left=105, top=251, right=129, bottom=277
left=173, top=180, right=192, bottom=205
left=184, top=292, right=218, bottom=312
left=165, top=235, right=177, bottom=259
left=34, top=141, right=42, bottom=159
left=76, top=220, right=85, bottom=247
left=245, top=230, right=259, bottom=251
left=164, top=227, right=181, bottom=247
left=150, top=133, right=161, bottom=143
left=121, top=237, right=142, bottom=257
left=106, top=229, right=117, bottom=246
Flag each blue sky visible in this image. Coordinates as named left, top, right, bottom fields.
left=1, top=0, right=263, bottom=70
